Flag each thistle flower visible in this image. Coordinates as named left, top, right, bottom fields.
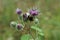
left=29, top=9, right=39, bottom=16
left=16, top=8, right=22, bottom=15
left=10, top=21, right=17, bottom=28
left=16, top=24, right=23, bottom=30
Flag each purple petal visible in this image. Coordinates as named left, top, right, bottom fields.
left=29, top=9, right=38, bottom=16
left=16, top=8, right=22, bottom=15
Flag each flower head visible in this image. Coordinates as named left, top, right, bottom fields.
left=10, top=21, right=17, bottom=28
left=16, top=8, right=22, bottom=15
left=29, top=9, right=39, bottom=16
left=16, top=24, right=23, bottom=30
left=34, top=18, right=39, bottom=24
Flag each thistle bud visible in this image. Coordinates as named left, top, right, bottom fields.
left=16, top=24, right=23, bottom=30
left=10, top=21, right=17, bottom=28
left=34, top=18, right=39, bottom=24
left=16, top=8, right=22, bottom=15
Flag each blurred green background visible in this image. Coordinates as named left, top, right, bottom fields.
left=0, top=0, right=60, bottom=40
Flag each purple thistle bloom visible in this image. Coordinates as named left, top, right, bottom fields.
left=16, top=8, right=22, bottom=15
left=16, top=24, right=23, bottom=30
left=29, top=9, right=39, bottom=16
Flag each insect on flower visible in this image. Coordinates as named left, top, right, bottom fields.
left=28, top=15, right=34, bottom=21
left=23, top=12, right=30, bottom=21
left=16, top=8, right=22, bottom=15
left=26, top=12, right=30, bottom=17
left=23, top=13, right=28, bottom=21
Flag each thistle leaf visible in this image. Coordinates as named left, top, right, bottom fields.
left=31, top=26, right=42, bottom=32
left=38, top=32, right=44, bottom=36
left=21, top=34, right=32, bottom=40
left=31, top=26, right=44, bottom=36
